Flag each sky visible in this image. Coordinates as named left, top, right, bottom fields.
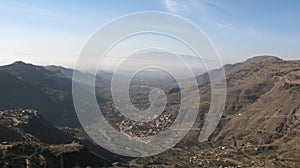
left=0, top=0, right=300, bottom=69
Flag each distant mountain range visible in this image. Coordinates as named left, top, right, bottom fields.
left=100, top=51, right=212, bottom=78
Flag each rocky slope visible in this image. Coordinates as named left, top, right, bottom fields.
left=0, top=109, right=111, bottom=167
left=133, top=56, right=300, bottom=167
left=0, top=61, right=109, bottom=127
left=211, top=58, right=300, bottom=166
left=0, top=62, right=79, bottom=127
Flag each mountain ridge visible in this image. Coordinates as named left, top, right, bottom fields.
left=0, top=56, right=299, bottom=167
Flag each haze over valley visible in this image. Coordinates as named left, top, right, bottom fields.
left=0, top=0, right=300, bottom=167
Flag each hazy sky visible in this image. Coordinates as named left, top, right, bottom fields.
left=1, top=0, right=300, bottom=68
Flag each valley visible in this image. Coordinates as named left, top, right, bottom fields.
left=0, top=56, right=299, bottom=167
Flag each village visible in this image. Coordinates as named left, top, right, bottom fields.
left=118, top=112, right=174, bottom=137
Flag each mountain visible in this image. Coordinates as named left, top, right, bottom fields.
left=0, top=61, right=111, bottom=127
left=0, top=62, right=132, bottom=165
left=45, top=65, right=111, bottom=88
left=133, top=56, right=300, bottom=167
left=45, top=65, right=74, bottom=79
left=0, top=62, right=79, bottom=127
left=100, top=51, right=209, bottom=78
left=0, top=57, right=299, bottom=167
left=0, top=61, right=72, bottom=92
left=196, top=55, right=282, bottom=84
left=210, top=57, right=300, bottom=164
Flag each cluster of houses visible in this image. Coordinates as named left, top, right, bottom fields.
left=0, top=109, right=38, bottom=127
left=188, top=141, right=275, bottom=167
left=118, top=113, right=174, bottom=137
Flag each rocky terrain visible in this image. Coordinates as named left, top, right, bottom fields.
left=0, top=109, right=110, bottom=167
left=0, top=109, right=111, bottom=167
